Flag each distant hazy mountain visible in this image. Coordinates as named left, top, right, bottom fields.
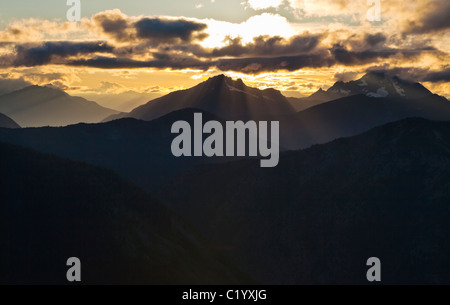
left=0, top=85, right=119, bottom=127
left=79, top=90, right=161, bottom=112
left=0, top=113, right=20, bottom=129
left=288, top=71, right=433, bottom=111
left=0, top=109, right=239, bottom=190
left=157, top=118, right=450, bottom=284
left=0, top=142, right=248, bottom=284
left=105, top=74, right=295, bottom=122
left=279, top=92, right=450, bottom=149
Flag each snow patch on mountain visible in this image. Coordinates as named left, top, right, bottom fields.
left=392, top=80, right=406, bottom=97
left=358, top=80, right=368, bottom=86
left=366, top=87, right=389, bottom=98
left=226, top=84, right=258, bottom=98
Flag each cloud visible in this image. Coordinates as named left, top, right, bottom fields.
left=286, top=0, right=365, bottom=18
left=334, top=71, right=360, bottom=82
left=330, top=43, right=437, bottom=66
left=365, top=33, right=387, bottom=47
left=366, top=66, right=450, bottom=84
left=0, top=8, right=447, bottom=80
left=135, top=18, right=208, bottom=42
left=246, top=0, right=284, bottom=10
left=21, top=72, right=67, bottom=83
left=198, top=32, right=323, bottom=58
left=67, top=55, right=211, bottom=70
left=6, top=41, right=113, bottom=67
left=45, top=81, right=74, bottom=91
left=401, top=0, right=450, bottom=34
left=91, top=9, right=208, bottom=45
left=422, top=68, right=450, bottom=83
left=216, top=52, right=334, bottom=73
left=92, top=9, right=132, bottom=42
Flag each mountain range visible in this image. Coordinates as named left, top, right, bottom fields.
left=288, top=71, right=433, bottom=112
left=0, top=72, right=449, bottom=189
left=0, top=85, right=119, bottom=127
left=156, top=117, right=450, bottom=284
left=0, top=71, right=449, bottom=284
left=105, top=72, right=450, bottom=150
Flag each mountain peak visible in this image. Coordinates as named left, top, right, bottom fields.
left=19, top=84, right=68, bottom=98
left=207, top=74, right=243, bottom=86
left=309, top=71, right=433, bottom=101
left=208, top=74, right=231, bottom=81
left=113, top=73, right=294, bottom=122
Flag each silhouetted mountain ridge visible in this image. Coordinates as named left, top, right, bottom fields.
left=105, top=74, right=295, bottom=122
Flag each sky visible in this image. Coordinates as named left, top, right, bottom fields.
left=0, top=0, right=449, bottom=110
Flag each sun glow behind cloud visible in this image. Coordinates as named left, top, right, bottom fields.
left=201, top=13, right=296, bottom=47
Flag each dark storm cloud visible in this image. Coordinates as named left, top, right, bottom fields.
left=216, top=52, right=335, bottom=73
left=364, top=33, right=387, bottom=47
left=68, top=55, right=211, bottom=70
left=402, top=0, right=450, bottom=34
left=12, top=41, right=113, bottom=66
left=198, top=33, right=322, bottom=58
left=134, top=18, right=208, bottom=42
left=64, top=41, right=442, bottom=75
left=366, top=66, right=450, bottom=84
left=67, top=51, right=335, bottom=73
left=93, top=12, right=130, bottom=42
left=330, top=44, right=437, bottom=66
left=421, top=68, right=450, bottom=83
left=331, top=44, right=396, bottom=65
left=92, top=10, right=208, bottom=44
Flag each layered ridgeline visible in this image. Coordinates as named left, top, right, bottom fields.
left=157, top=118, right=450, bottom=285
left=104, top=74, right=295, bottom=122
left=0, top=113, right=20, bottom=129
left=281, top=71, right=450, bottom=149
left=0, top=85, right=119, bottom=127
left=0, top=72, right=448, bottom=188
left=105, top=72, right=450, bottom=150
left=0, top=109, right=238, bottom=190
left=0, top=142, right=248, bottom=284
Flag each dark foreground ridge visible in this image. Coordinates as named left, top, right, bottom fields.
left=158, top=118, right=450, bottom=284
left=0, top=142, right=249, bottom=284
